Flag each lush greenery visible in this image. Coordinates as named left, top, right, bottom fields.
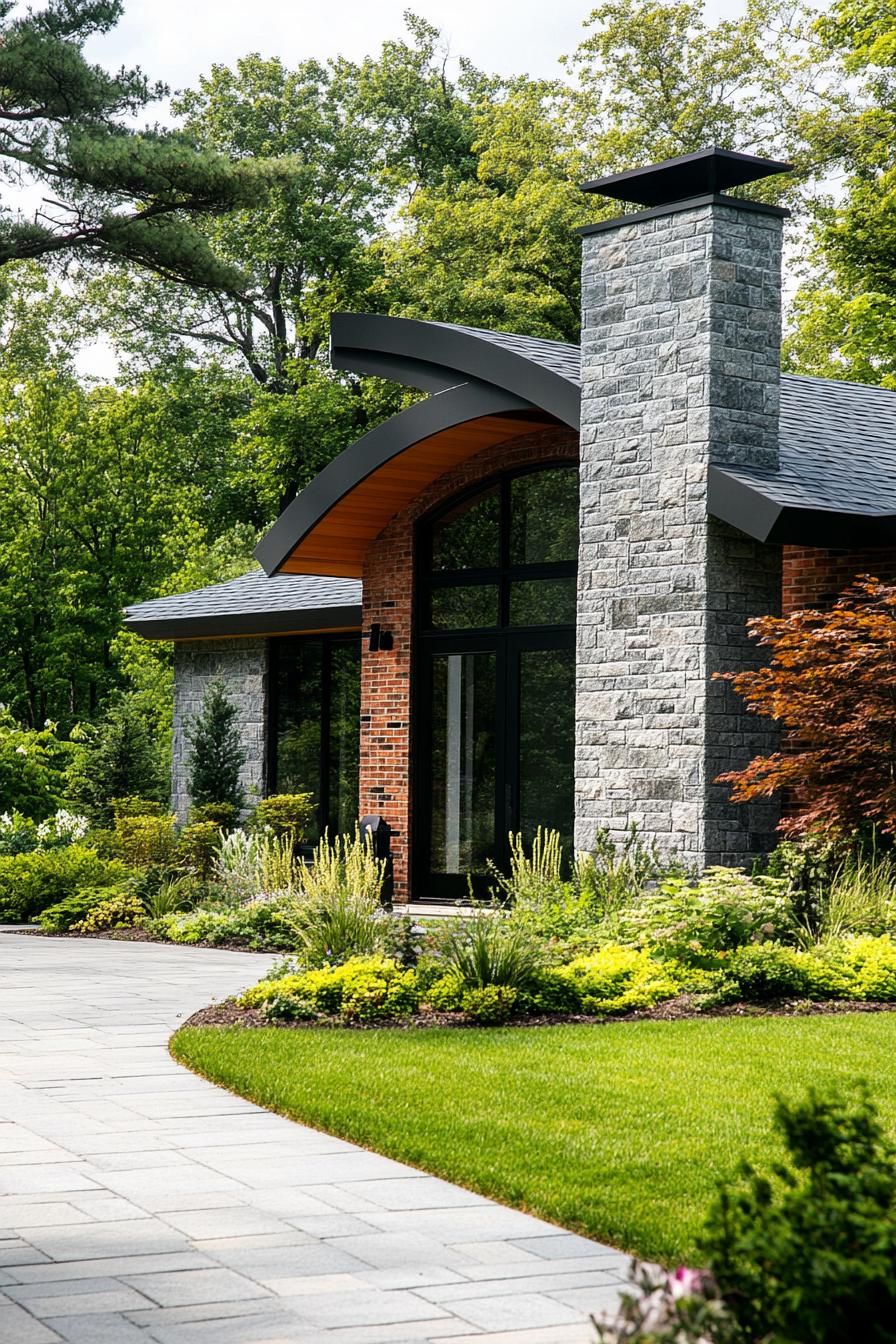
left=594, top=1086, right=896, bottom=1344
left=0, top=0, right=891, bottom=749
left=170, top=1014, right=896, bottom=1265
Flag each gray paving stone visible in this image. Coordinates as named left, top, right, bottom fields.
left=0, top=1299, right=62, bottom=1342
left=0, top=933, right=625, bottom=1340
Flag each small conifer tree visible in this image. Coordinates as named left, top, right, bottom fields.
left=68, top=694, right=163, bottom=823
left=187, top=680, right=245, bottom=811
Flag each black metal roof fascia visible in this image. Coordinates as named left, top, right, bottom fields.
left=329, top=347, right=465, bottom=394
left=124, top=602, right=363, bottom=642
left=707, top=464, right=783, bottom=542
left=708, top=464, right=896, bottom=548
left=330, top=313, right=581, bottom=430
left=578, top=193, right=790, bottom=238
left=254, top=381, right=536, bottom=576
left=580, top=147, right=793, bottom=206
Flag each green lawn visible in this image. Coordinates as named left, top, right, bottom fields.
left=171, top=1014, right=896, bottom=1264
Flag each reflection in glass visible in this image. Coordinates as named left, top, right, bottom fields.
left=328, top=643, right=361, bottom=836
left=510, top=578, right=576, bottom=626
left=519, top=648, right=575, bottom=857
left=510, top=467, right=579, bottom=565
left=430, top=652, right=496, bottom=875
left=274, top=641, right=323, bottom=836
left=431, top=485, right=500, bottom=570
left=429, top=583, right=499, bottom=631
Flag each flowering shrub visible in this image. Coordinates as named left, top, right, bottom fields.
left=614, top=868, right=795, bottom=968
left=594, top=1263, right=737, bottom=1344
left=0, top=709, right=79, bottom=820
left=70, top=891, right=145, bottom=933
left=35, top=809, right=90, bottom=848
left=0, top=810, right=38, bottom=855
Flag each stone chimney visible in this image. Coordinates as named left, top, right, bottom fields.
left=575, top=147, right=789, bottom=868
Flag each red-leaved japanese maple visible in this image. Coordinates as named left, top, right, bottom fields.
left=718, top=577, right=896, bottom=837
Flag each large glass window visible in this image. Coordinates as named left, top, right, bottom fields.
left=420, top=464, right=578, bottom=634
left=416, top=463, right=578, bottom=899
left=268, top=635, right=360, bottom=840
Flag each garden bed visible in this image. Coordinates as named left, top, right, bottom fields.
left=182, top=993, right=896, bottom=1030
left=19, top=926, right=270, bottom=953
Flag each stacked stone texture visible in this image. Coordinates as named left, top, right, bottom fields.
left=576, top=201, right=784, bottom=866
left=171, top=638, right=268, bottom=823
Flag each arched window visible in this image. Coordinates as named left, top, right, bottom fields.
left=415, top=463, right=578, bottom=898
left=420, top=464, right=579, bottom=632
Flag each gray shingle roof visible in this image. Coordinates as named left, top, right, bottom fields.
left=124, top=569, right=361, bottom=640
left=428, top=328, right=896, bottom=535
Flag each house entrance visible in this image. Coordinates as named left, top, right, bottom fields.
left=414, top=463, right=577, bottom=900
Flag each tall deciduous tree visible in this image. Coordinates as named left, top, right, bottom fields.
left=718, top=578, right=896, bottom=838
left=786, top=0, right=896, bottom=386
left=0, top=0, right=290, bottom=283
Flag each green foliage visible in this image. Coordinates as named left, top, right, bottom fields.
left=279, top=830, right=387, bottom=966
left=111, top=797, right=164, bottom=819
left=177, top=821, right=224, bottom=879
left=460, top=985, right=518, bottom=1024
left=240, top=956, right=420, bottom=1022
left=248, top=793, right=315, bottom=840
left=188, top=802, right=238, bottom=828
left=142, top=876, right=192, bottom=921
left=0, top=810, right=38, bottom=856
left=700, top=1085, right=896, bottom=1344
left=67, top=698, right=163, bottom=823
left=38, top=883, right=130, bottom=932
left=0, top=710, right=79, bottom=820
left=0, top=0, right=291, bottom=278
left=614, top=868, right=796, bottom=967
left=559, top=946, right=682, bottom=1014
left=187, top=680, right=245, bottom=811
left=436, top=912, right=546, bottom=991
left=156, top=900, right=295, bottom=952
left=113, top=813, right=177, bottom=868
left=0, top=845, right=130, bottom=922
left=70, top=890, right=145, bottom=934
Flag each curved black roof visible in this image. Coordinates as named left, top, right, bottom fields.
left=124, top=570, right=361, bottom=640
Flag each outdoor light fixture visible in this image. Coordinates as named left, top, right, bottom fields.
left=367, top=623, right=393, bottom=652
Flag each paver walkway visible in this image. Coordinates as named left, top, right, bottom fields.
left=0, top=932, right=627, bottom=1344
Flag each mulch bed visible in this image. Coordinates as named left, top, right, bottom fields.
left=180, top=993, right=896, bottom=1032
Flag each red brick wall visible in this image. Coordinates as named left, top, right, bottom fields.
left=782, top=546, right=896, bottom=614
left=359, top=427, right=578, bottom=902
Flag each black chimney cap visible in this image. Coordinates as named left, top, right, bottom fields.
left=580, top=146, right=793, bottom=207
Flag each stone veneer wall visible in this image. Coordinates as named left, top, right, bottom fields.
left=171, top=638, right=268, bottom=823
left=361, top=427, right=578, bottom=902
left=576, top=200, right=784, bottom=867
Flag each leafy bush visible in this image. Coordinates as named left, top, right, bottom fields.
left=114, top=812, right=177, bottom=867
left=426, top=972, right=465, bottom=1011
left=67, top=697, right=164, bottom=824
left=575, top=822, right=676, bottom=915
left=837, top=935, right=896, bottom=1001
left=177, top=820, right=224, bottom=878
left=155, top=899, right=295, bottom=951
left=700, top=1085, right=896, bottom=1344
left=0, top=810, right=38, bottom=855
left=143, top=876, right=192, bottom=920
left=725, top=943, right=814, bottom=1001
left=461, top=984, right=518, bottom=1024
left=240, top=956, right=419, bottom=1022
left=111, top=796, right=164, bottom=819
left=188, top=802, right=238, bottom=828
left=0, top=845, right=131, bottom=922
left=559, top=946, right=681, bottom=1015
left=0, top=709, right=79, bottom=820
left=39, top=885, right=130, bottom=932
left=436, top=911, right=545, bottom=991
left=248, top=793, right=315, bottom=840
left=71, top=891, right=145, bottom=933
left=35, top=809, right=90, bottom=848
left=615, top=868, right=796, bottom=967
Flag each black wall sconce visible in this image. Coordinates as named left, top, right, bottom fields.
left=367, top=623, right=394, bottom=652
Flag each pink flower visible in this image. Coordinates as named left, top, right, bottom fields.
left=669, top=1266, right=710, bottom=1299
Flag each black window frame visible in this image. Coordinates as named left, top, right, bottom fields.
left=266, top=633, right=361, bottom=840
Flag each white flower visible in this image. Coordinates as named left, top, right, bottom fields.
left=15, top=745, right=27, bottom=756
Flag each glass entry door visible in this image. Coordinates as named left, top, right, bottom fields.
left=418, top=632, right=575, bottom=900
